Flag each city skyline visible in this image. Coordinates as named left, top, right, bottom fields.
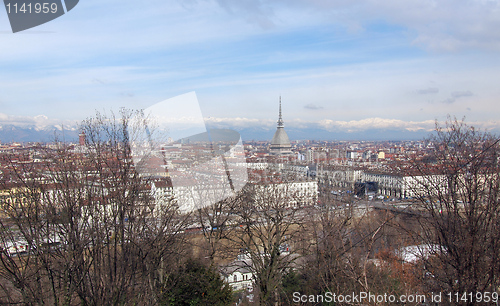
left=1, top=0, right=500, bottom=140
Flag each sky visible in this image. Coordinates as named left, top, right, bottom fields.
left=1, top=0, right=500, bottom=139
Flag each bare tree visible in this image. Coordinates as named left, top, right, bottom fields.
left=195, top=196, right=238, bottom=263
left=230, top=182, right=313, bottom=306
left=409, top=118, right=500, bottom=300
left=309, top=203, right=396, bottom=296
left=301, top=181, right=426, bottom=305
left=0, top=109, right=188, bottom=305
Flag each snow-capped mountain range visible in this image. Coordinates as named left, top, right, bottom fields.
left=0, top=124, right=79, bottom=143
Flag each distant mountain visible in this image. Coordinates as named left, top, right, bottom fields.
left=0, top=125, right=79, bottom=143
left=0, top=123, right=432, bottom=143
left=232, top=126, right=430, bottom=141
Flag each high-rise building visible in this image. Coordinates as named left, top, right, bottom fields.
left=270, top=97, right=292, bottom=155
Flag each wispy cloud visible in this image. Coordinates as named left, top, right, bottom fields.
left=2, top=113, right=499, bottom=140
left=289, top=0, right=500, bottom=51
left=200, top=0, right=500, bottom=51
left=205, top=117, right=274, bottom=129
left=304, top=103, right=323, bottom=110
left=207, top=116, right=431, bottom=132
left=442, top=90, right=473, bottom=104
left=417, top=88, right=439, bottom=94
left=452, top=91, right=473, bottom=98
left=204, top=116, right=500, bottom=134
left=214, top=0, right=276, bottom=29
left=1, top=0, right=500, bottom=130
left=317, top=118, right=436, bottom=132
left=442, top=98, right=456, bottom=104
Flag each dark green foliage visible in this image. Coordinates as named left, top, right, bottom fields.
left=280, top=270, right=308, bottom=304
left=281, top=270, right=305, bottom=297
left=160, top=258, right=233, bottom=306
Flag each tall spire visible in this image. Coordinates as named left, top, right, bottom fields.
left=277, top=96, right=284, bottom=127
left=270, top=95, right=292, bottom=155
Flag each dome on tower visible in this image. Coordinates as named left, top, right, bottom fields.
left=270, top=97, right=292, bottom=155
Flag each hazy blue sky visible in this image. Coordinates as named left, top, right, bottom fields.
left=1, top=0, right=500, bottom=136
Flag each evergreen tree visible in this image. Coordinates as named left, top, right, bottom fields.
left=161, top=258, right=233, bottom=306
